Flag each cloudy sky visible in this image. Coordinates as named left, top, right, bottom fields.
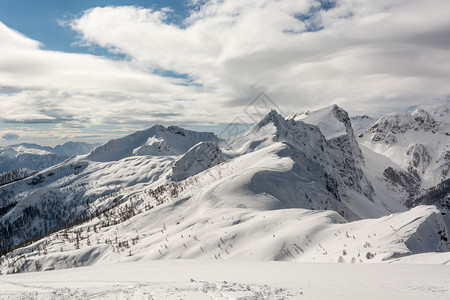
left=1, top=0, right=449, bottom=146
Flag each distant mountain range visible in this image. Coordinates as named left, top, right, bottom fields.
left=0, top=105, right=449, bottom=274
left=0, top=141, right=101, bottom=176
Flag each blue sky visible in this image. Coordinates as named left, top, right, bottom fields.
left=0, top=0, right=188, bottom=53
left=0, top=0, right=202, bottom=146
left=0, top=0, right=449, bottom=146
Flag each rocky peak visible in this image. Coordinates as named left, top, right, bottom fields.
left=369, top=109, right=440, bottom=142
left=168, top=126, right=186, bottom=136
left=256, top=109, right=286, bottom=128
left=255, top=107, right=374, bottom=200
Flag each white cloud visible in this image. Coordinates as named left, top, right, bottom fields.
left=68, top=0, right=450, bottom=115
left=2, top=133, right=19, bottom=141
left=1, top=0, right=450, bottom=138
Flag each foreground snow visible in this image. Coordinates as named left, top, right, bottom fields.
left=1, top=259, right=450, bottom=300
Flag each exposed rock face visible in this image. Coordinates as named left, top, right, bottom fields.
left=403, top=208, right=449, bottom=255
left=383, top=167, right=420, bottom=190
left=133, top=137, right=172, bottom=156
left=406, top=179, right=450, bottom=211
left=407, top=144, right=431, bottom=174
left=436, top=150, right=450, bottom=180
left=370, top=109, right=439, bottom=138
left=359, top=106, right=449, bottom=202
left=290, top=105, right=374, bottom=200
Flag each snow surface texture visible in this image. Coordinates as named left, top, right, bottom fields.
left=1, top=260, right=450, bottom=300
left=0, top=104, right=449, bottom=296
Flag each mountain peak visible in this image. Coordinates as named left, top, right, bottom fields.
left=435, top=104, right=449, bottom=114
left=289, top=104, right=348, bottom=140
left=87, top=124, right=220, bottom=162
left=368, top=108, right=440, bottom=138
left=167, top=125, right=187, bottom=136
left=256, top=109, right=285, bottom=128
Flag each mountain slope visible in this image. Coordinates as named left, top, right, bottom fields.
left=0, top=125, right=221, bottom=252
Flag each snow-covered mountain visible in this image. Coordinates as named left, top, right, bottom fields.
left=87, top=125, right=219, bottom=162
left=358, top=106, right=449, bottom=205
left=0, top=105, right=449, bottom=276
left=0, top=142, right=100, bottom=174
left=351, top=115, right=376, bottom=135
left=53, top=141, right=101, bottom=157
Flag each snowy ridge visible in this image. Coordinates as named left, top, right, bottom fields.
left=0, top=143, right=53, bottom=157
left=225, top=108, right=374, bottom=214
left=52, top=142, right=101, bottom=157
left=0, top=199, right=447, bottom=275
left=0, top=142, right=100, bottom=159
left=290, top=104, right=366, bottom=164
left=172, top=141, right=226, bottom=181
left=289, top=105, right=347, bottom=140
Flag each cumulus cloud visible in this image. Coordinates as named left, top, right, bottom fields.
left=68, top=0, right=450, bottom=115
left=1, top=0, right=450, bottom=135
left=2, top=133, right=19, bottom=141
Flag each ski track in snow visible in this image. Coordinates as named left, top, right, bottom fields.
left=0, top=278, right=298, bottom=300
left=0, top=281, right=296, bottom=300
